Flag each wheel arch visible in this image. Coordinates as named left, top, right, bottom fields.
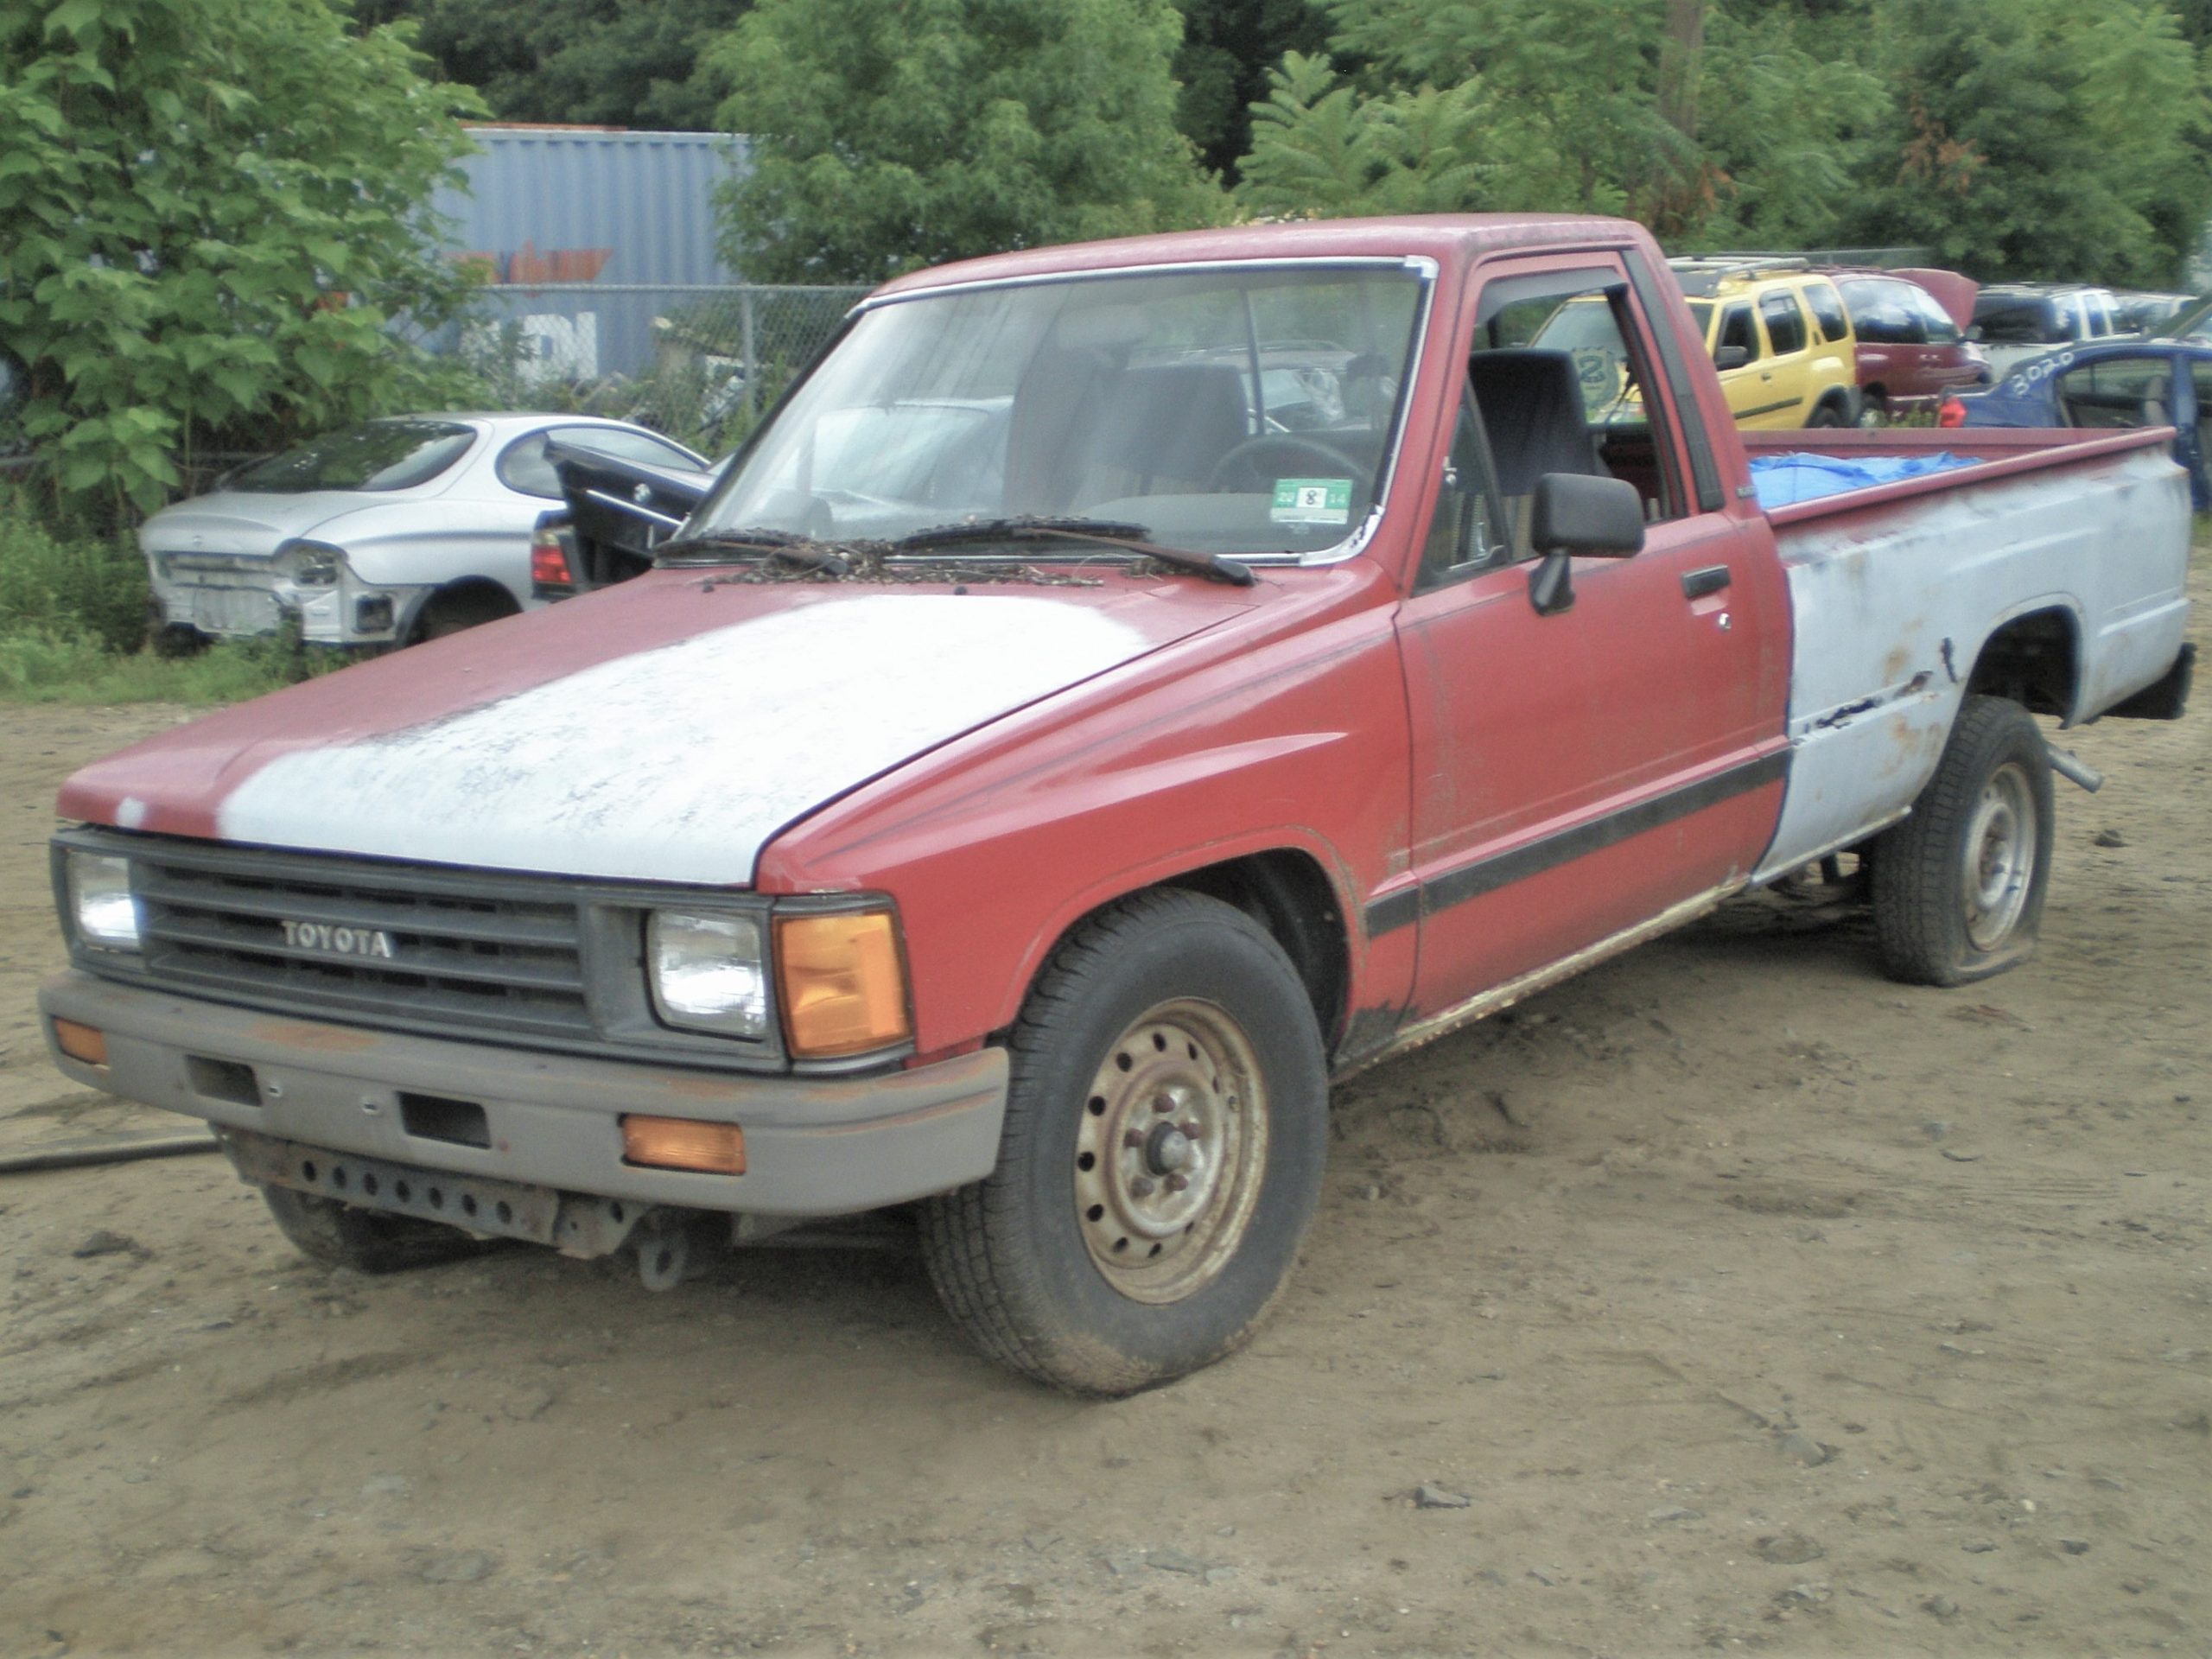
left=995, top=845, right=1354, bottom=1057
left=399, top=575, right=524, bottom=644
left=1965, top=603, right=2082, bottom=723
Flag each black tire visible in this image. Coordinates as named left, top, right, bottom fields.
left=919, top=889, right=1329, bottom=1395
left=1872, top=695, right=2055, bottom=986
left=259, top=1184, right=493, bottom=1274
left=1807, top=398, right=1852, bottom=428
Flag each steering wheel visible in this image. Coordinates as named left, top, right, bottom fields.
left=1205, top=432, right=1365, bottom=493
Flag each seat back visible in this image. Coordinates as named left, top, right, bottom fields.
left=1466, top=348, right=1608, bottom=556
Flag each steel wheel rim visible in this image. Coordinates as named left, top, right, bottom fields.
left=1962, top=760, right=2036, bottom=950
left=1072, top=997, right=1268, bottom=1305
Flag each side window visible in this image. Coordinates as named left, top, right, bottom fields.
left=1419, top=266, right=1689, bottom=589
left=2050, top=296, right=2082, bottom=342
left=1417, top=392, right=1507, bottom=585
left=1913, top=288, right=1961, bottom=346
left=2054, top=358, right=2172, bottom=429
left=1760, top=291, right=1808, bottom=356
left=1716, top=304, right=1758, bottom=362
left=496, top=426, right=702, bottom=499
left=1805, top=282, right=1850, bottom=344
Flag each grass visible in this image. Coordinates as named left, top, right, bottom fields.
left=0, top=630, right=312, bottom=705
left=0, top=487, right=312, bottom=705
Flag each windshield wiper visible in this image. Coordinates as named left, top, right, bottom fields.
left=654, top=527, right=806, bottom=561
left=892, top=516, right=1255, bottom=588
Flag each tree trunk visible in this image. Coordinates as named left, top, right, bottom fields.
left=1658, top=0, right=1707, bottom=143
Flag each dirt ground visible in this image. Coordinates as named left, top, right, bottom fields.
left=2, top=568, right=2207, bottom=1659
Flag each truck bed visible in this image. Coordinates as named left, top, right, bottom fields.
left=1743, top=425, right=2191, bottom=880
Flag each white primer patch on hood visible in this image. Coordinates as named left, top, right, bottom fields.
left=218, top=594, right=1148, bottom=885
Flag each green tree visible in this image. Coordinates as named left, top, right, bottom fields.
left=1843, top=0, right=2212, bottom=284
left=359, top=0, right=747, bottom=130
left=709, top=0, right=1225, bottom=283
left=1169, top=0, right=1330, bottom=180
left=0, top=0, right=486, bottom=514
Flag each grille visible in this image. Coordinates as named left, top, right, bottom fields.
left=130, top=841, right=593, bottom=1042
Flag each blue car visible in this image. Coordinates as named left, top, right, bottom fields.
left=1945, top=337, right=2212, bottom=509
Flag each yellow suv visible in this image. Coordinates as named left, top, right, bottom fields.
left=1669, top=257, right=1860, bottom=429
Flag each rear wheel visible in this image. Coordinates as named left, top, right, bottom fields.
left=259, top=1184, right=493, bottom=1273
left=1807, top=398, right=1852, bottom=429
left=1872, top=696, right=2055, bottom=985
left=919, top=889, right=1328, bottom=1395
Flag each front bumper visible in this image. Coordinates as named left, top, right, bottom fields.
left=40, top=970, right=1007, bottom=1217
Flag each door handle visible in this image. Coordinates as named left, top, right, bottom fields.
left=1681, top=564, right=1732, bottom=601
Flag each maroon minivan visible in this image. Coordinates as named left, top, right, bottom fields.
left=1830, top=270, right=1991, bottom=421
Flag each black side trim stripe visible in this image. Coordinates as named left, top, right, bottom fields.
left=1733, top=397, right=1802, bottom=420
left=1364, top=748, right=1791, bottom=940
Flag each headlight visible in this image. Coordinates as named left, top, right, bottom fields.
left=67, top=851, right=142, bottom=952
left=275, top=539, right=343, bottom=587
left=648, top=911, right=768, bottom=1038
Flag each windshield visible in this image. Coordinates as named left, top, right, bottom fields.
left=689, top=264, right=1429, bottom=559
left=229, top=420, right=476, bottom=494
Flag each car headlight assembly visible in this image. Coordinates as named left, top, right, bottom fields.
left=647, top=911, right=769, bottom=1039
left=67, top=850, right=142, bottom=953
left=274, top=539, right=343, bottom=587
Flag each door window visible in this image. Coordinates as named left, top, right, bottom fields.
left=1759, top=291, right=1808, bottom=356
left=499, top=425, right=705, bottom=499
left=1805, top=283, right=1850, bottom=345
left=1415, top=269, right=1690, bottom=589
left=1716, top=304, right=1758, bottom=361
left=2053, top=358, right=2173, bottom=428
left=1911, top=287, right=1961, bottom=345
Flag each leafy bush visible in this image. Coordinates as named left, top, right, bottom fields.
left=0, top=487, right=148, bottom=653
left=0, top=0, right=490, bottom=518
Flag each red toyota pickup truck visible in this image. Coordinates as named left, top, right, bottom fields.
left=41, top=216, right=2195, bottom=1395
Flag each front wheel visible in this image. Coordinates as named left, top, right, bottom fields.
left=919, top=889, right=1329, bottom=1395
left=1872, top=696, right=2056, bottom=985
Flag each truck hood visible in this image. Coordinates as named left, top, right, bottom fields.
left=60, top=569, right=1251, bottom=887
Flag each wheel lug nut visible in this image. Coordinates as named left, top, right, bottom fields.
left=1122, top=1128, right=1146, bottom=1149
left=1180, top=1119, right=1202, bottom=1139
left=1164, top=1173, right=1189, bottom=1192
left=1152, top=1092, right=1174, bottom=1114
left=1129, top=1176, right=1157, bottom=1198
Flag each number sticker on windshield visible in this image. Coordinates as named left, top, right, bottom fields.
left=1271, top=478, right=1353, bottom=526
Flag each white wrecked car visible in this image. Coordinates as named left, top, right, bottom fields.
left=141, top=414, right=707, bottom=647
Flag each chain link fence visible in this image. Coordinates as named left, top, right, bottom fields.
left=458, top=283, right=870, bottom=455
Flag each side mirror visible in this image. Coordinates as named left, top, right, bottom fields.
left=1526, top=473, right=1646, bottom=617
left=1713, top=344, right=1751, bottom=372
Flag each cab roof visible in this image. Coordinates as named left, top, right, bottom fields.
left=868, top=214, right=1653, bottom=301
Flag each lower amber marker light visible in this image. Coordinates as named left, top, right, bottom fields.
left=52, top=1018, right=108, bottom=1067
left=620, top=1115, right=747, bottom=1175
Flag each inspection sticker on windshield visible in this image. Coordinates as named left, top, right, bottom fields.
left=1271, top=478, right=1353, bottom=525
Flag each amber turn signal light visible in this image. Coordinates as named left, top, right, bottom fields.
left=621, top=1115, right=747, bottom=1175
left=776, top=910, right=912, bottom=1058
left=52, top=1018, right=108, bottom=1067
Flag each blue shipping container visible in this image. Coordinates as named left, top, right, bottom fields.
left=433, top=127, right=753, bottom=380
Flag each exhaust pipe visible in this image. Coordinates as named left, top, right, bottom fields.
left=2046, top=743, right=2103, bottom=793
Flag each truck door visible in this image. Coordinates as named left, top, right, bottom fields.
left=1389, top=254, right=1790, bottom=1021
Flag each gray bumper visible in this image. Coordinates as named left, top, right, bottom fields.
left=39, top=971, right=1007, bottom=1217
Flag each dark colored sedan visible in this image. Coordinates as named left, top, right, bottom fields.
left=1943, top=337, right=2212, bottom=509
left=1830, top=270, right=1991, bottom=420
